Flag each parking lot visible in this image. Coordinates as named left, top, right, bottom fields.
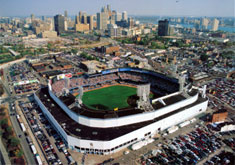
left=207, top=78, right=235, bottom=108
left=108, top=111, right=235, bottom=165
left=8, top=62, right=40, bottom=94
left=18, top=100, right=73, bottom=165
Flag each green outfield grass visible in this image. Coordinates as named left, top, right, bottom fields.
left=82, top=85, right=137, bottom=110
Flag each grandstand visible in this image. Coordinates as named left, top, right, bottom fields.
left=34, top=68, right=208, bottom=155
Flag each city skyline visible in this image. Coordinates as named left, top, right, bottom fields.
left=0, top=0, right=234, bottom=17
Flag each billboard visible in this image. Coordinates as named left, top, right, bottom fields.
left=14, top=79, right=39, bottom=86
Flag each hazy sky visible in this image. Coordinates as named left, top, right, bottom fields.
left=0, top=0, right=234, bottom=17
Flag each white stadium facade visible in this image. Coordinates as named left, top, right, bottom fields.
left=34, top=68, right=208, bottom=155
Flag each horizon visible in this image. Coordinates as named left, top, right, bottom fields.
left=0, top=0, right=234, bottom=17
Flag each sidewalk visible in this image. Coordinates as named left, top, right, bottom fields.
left=0, top=138, right=11, bottom=165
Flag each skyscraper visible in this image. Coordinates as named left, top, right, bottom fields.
left=194, top=20, right=200, bottom=30
left=201, top=18, right=209, bottom=30
left=31, top=14, right=35, bottom=22
left=54, top=15, right=65, bottom=35
left=42, top=16, right=46, bottom=21
left=122, top=11, right=128, bottom=21
left=81, top=13, right=87, bottom=24
left=158, top=19, right=170, bottom=36
left=79, top=11, right=82, bottom=22
left=75, top=15, right=80, bottom=24
left=212, top=18, right=219, bottom=31
left=107, top=5, right=111, bottom=12
left=97, top=13, right=102, bottom=30
left=97, top=6, right=108, bottom=30
left=128, top=18, right=134, bottom=28
left=115, top=11, right=122, bottom=23
left=64, top=10, right=68, bottom=18
left=87, top=15, right=94, bottom=30
left=108, top=24, right=121, bottom=38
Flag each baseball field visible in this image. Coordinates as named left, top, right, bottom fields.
left=82, top=85, right=137, bottom=110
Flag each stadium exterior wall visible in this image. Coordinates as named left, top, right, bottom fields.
left=34, top=92, right=208, bottom=155
left=34, top=93, right=68, bottom=142
left=48, top=83, right=199, bottom=128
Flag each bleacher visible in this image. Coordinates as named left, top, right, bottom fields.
left=51, top=71, right=179, bottom=95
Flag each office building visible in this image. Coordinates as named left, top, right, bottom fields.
left=97, top=11, right=108, bottom=30
left=122, top=11, right=128, bottom=21
left=64, top=10, right=68, bottom=18
left=158, top=19, right=170, bottom=36
left=115, top=12, right=122, bottom=23
left=212, top=18, right=219, bottom=31
left=81, top=13, right=87, bottom=24
left=54, top=15, right=65, bottom=35
left=108, top=24, right=121, bottom=38
left=201, top=18, right=209, bottom=30
left=87, top=15, right=94, bottom=30
left=75, top=15, right=80, bottom=24
left=42, top=16, right=46, bottom=21
left=31, top=14, right=35, bottom=22
left=128, top=18, right=134, bottom=28
left=75, top=23, right=89, bottom=32
left=107, top=5, right=111, bottom=12
left=194, top=20, right=200, bottom=30
left=79, top=11, right=82, bottom=22
left=41, top=31, right=57, bottom=38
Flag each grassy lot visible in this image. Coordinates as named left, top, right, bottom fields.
left=82, top=85, right=137, bottom=110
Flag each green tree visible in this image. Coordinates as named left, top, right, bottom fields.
left=71, top=48, right=78, bottom=55
left=6, top=126, right=13, bottom=135
left=10, top=137, right=20, bottom=147
left=47, top=43, right=53, bottom=51
left=16, top=149, right=24, bottom=158
left=0, top=118, right=8, bottom=127
left=200, top=54, right=208, bottom=61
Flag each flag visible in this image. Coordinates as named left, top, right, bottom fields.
left=114, top=107, right=118, bottom=111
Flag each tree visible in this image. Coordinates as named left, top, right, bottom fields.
left=71, top=48, right=78, bottom=55
left=47, top=43, right=53, bottom=51
left=15, top=149, right=24, bottom=158
left=200, top=54, right=208, bottom=61
left=0, top=118, right=8, bottom=127
left=10, top=137, right=20, bottom=147
left=6, top=126, right=13, bottom=135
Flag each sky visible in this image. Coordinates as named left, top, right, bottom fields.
left=0, top=0, right=234, bottom=17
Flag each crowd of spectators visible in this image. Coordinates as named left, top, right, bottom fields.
left=51, top=71, right=179, bottom=96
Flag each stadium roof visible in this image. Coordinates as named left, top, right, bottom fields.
left=36, top=87, right=207, bottom=141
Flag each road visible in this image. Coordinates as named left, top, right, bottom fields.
left=0, top=72, right=36, bottom=164
left=8, top=103, right=37, bottom=165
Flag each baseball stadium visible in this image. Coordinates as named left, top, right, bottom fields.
left=34, top=68, right=208, bottom=155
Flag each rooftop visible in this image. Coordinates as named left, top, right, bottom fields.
left=36, top=87, right=207, bottom=141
